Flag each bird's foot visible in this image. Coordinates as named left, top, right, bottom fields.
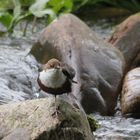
left=72, top=80, right=78, bottom=84
left=52, top=110, right=61, bottom=118
left=52, top=106, right=61, bottom=118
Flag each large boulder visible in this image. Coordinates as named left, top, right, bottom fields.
left=31, top=14, right=125, bottom=115
left=0, top=97, right=94, bottom=140
left=121, top=68, right=140, bottom=118
left=108, top=13, right=140, bottom=70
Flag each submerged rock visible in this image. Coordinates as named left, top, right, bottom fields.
left=31, top=13, right=125, bottom=115
left=0, top=97, right=94, bottom=140
left=121, top=68, right=140, bottom=118
left=108, top=13, right=140, bottom=70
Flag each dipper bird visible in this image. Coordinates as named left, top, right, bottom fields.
left=37, top=58, right=77, bottom=115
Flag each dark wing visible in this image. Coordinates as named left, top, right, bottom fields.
left=62, top=64, right=75, bottom=80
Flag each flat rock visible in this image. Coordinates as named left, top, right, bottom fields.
left=31, top=13, right=125, bottom=115
left=0, top=97, right=94, bottom=140
left=121, top=68, right=140, bottom=118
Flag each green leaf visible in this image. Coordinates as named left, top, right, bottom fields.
left=0, top=12, right=13, bottom=28
left=19, top=0, right=35, bottom=6
left=0, top=0, right=14, bottom=11
left=15, top=12, right=32, bottom=23
left=29, top=0, right=55, bottom=18
left=12, top=0, right=21, bottom=19
left=48, top=0, right=73, bottom=14
left=32, top=8, right=55, bottom=19
left=7, top=12, right=32, bottom=33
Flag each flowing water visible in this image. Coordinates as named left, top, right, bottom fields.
left=0, top=35, right=38, bottom=104
left=94, top=114, right=140, bottom=140
left=0, top=9, right=140, bottom=139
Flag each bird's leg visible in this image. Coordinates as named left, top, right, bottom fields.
left=52, top=95, right=61, bottom=117
left=55, top=95, right=57, bottom=112
left=71, top=79, right=78, bottom=84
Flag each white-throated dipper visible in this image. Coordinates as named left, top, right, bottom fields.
left=37, top=58, right=77, bottom=116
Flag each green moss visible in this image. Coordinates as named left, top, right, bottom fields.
left=87, top=115, right=100, bottom=131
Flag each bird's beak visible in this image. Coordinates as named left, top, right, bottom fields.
left=55, top=66, right=61, bottom=69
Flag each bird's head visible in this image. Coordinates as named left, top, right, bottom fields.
left=43, top=58, right=63, bottom=71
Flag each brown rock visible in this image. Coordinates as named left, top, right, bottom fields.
left=131, top=52, right=140, bottom=69
left=0, top=98, right=94, bottom=140
left=121, top=68, right=140, bottom=118
left=31, top=14, right=125, bottom=115
left=108, top=13, right=140, bottom=69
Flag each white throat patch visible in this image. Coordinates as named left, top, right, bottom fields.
left=39, top=69, right=67, bottom=88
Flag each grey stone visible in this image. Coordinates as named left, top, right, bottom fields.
left=0, top=97, right=94, bottom=140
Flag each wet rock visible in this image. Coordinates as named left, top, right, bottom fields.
left=31, top=13, right=125, bottom=115
left=108, top=13, right=140, bottom=69
left=131, top=52, right=140, bottom=69
left=0, top=97, right=94, bottom=140
left=121, top=68, right=140, bottom=118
